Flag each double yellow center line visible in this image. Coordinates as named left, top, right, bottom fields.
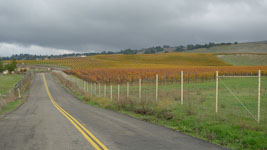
left=42, top=73, right=108, bottom=150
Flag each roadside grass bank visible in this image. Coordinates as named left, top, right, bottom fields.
left=0, top=73, right=32, bottom=116
left=0, top=74, right=23, bottom=96
left=52, top=71, right=267, bottom=150
left=0, top=100, right=23, bottom=115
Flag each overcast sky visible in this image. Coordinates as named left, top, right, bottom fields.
left=0, top=0, right=267, bottom=56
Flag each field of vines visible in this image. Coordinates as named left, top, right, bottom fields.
left=18, top=53, right=229, bottom=69
left=17, top=53, right=267, bottom=83
left=64, top=66, right=267, bottom=83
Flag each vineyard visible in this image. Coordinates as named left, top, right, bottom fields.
left=16, top=53, right=267, bottom=83
left=18, top=53, right=229, bottom=69
left=64, top=66, right=267, bottom=83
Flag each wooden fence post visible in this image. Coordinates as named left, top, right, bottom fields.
left=258, top=70, right=261, bottom=123
left=81, top=80, right=83, bottom=89
left=181, top=71, right=183, bottom=105
left=83, top=80, right=86, bottom=91
left=86, top=82, right=89, bottom=93
left=110, top=85, right=113, bottom=101
left=139, top=78, right=142, bottom=101
left=216, top=71, right=219, bottom=113
left=17, top=88, right=21, bottom=99
left=90, top=83, right=93, bottom=95
left=94, top=83, right=97, bottom=95
left=98, top=83, right=101, bottom=97
left=81, top=79, right=83, bottom=89
left=127, top=82, right=129, bottom=99
left=104, top=85, right=106, bottom=98
left=118, top=84, right=120, bottom=101
left=84, top=81, right=86, bottom=91
left=156, top=74, right=158, bottom=102
left=82, top=80, right=84, bottom=91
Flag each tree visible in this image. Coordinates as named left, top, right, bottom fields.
left=11, top=59, right=17, bottom=69
left=0, top=58, right=4, bottom=72
left=154, top=46, right=163, bottom=52
left=186, top=44, right=195, bottom=50
left=175, top=46, right=185, bottom=52
left=120, top=49, right=138, bottom=54
left=163, top=45, right=170, bottom=48
left=144, top=49, right=156, bottom=54
left=5, top=59, right=17, bottom=72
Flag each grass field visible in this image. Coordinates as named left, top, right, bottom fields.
left=187, top=42, right=267, bottom=53
left=0, top=74, right=24, bottom=96
left=84, top=76, right=267, bottom=125
left=218, top=54, right=267, bottom=66
left=54, top=71, right=267, bottom=150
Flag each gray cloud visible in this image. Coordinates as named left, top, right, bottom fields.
left=0, top=0, right=267, bottom=56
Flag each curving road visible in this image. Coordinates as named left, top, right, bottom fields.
left=0, top=73, right=226, bottom=150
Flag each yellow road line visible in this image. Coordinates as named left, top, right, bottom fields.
left=42, top=73, right=108, bottom=150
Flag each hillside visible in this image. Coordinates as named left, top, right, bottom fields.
left=19, top=53, right=230, bottom=69
left=186, top=41, right=267, bottom=53
left=217, top=54, right=267, bottom=66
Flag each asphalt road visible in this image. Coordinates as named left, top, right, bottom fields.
left=0, top=73, right=226, bottom=150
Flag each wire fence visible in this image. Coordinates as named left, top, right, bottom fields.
left=54, top=70, right=267, bottom=125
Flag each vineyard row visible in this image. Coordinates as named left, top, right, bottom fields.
left=63, top=67, right=267, bottom=83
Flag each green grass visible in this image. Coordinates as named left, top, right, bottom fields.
left=187, top=42, right=267, bottom=53
left=0, top=74, right=25, bottom=116
left=0, top=74, right=24, bottom=96
left=218, top=54, right=267, bottom=66
left=54, top=72, right=267, bottom=150
left=96, top=77, right=267, bottom=149
left=0, top=100, right=23, bottom=115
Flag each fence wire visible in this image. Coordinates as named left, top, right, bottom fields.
left=54, top=70, right=267, bottom=125
left=218, top=77, right=259, bottom=122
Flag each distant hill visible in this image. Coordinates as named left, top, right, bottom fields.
left=3, top=41, right=267, bottom=61
left=136, top=41, right=267, bottom=54
left=19, top=53, right=229, bottom=69
left=186, top=41, right=267, bottom=53
left=218, top=54, right=267, bottom=66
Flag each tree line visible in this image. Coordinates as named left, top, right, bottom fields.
left=175, top=42, right=238, bottom=52
left=0, top=59, right=17, bottom=73
left=1, top=42, right=238, bottom=60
